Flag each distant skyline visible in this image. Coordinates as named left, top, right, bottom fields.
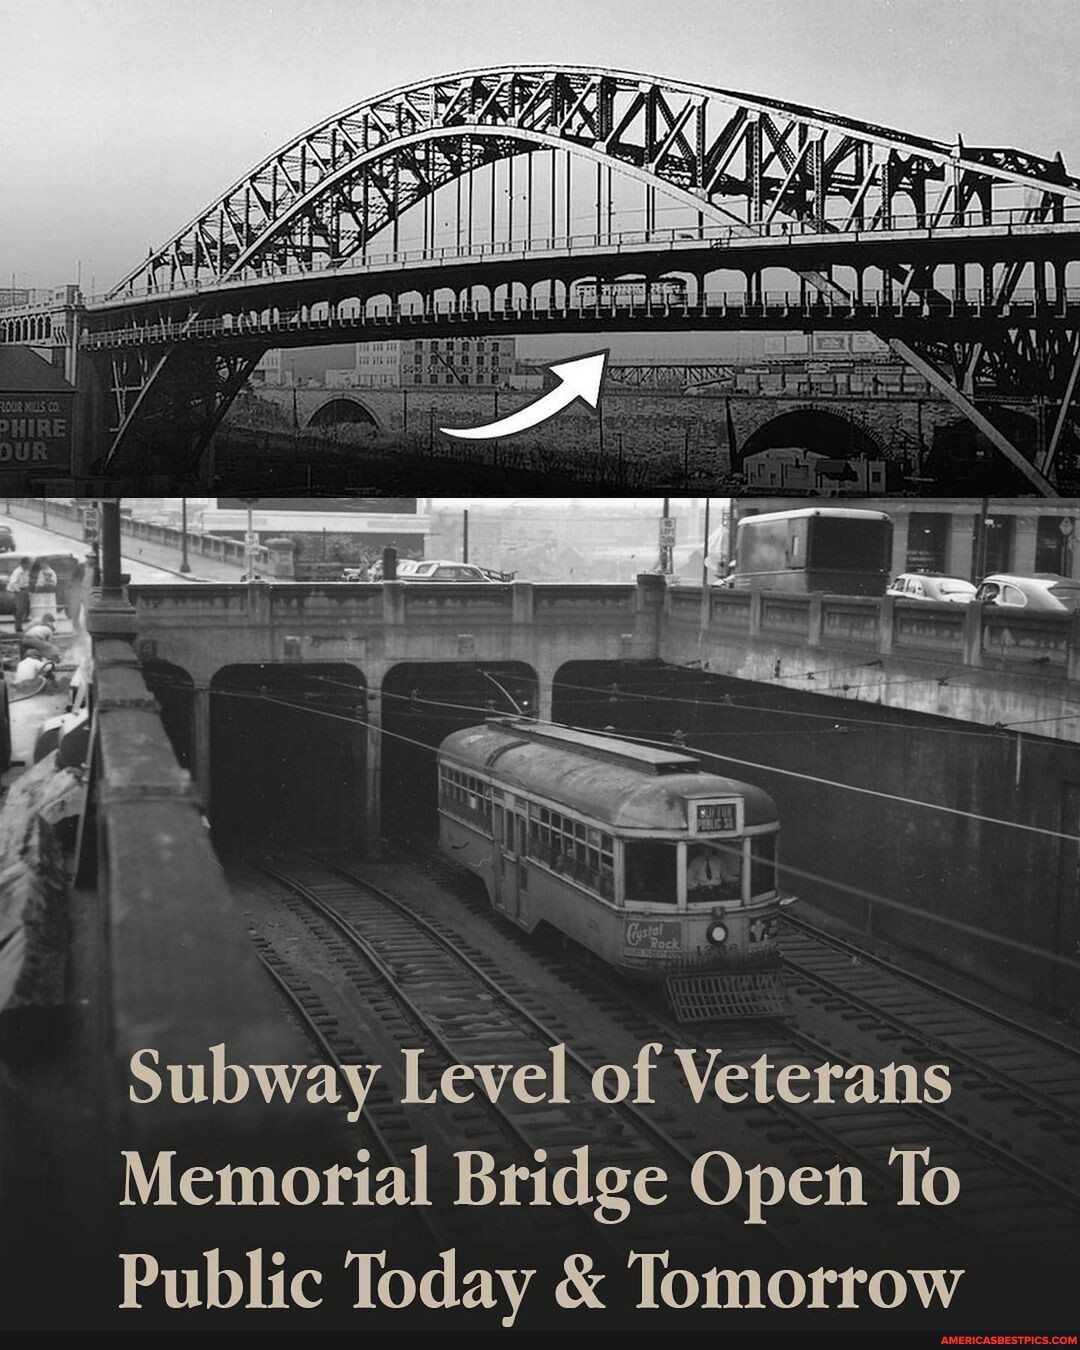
left=4, top=0, right=1080, bottom=296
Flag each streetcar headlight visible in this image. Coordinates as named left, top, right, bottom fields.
left=706, top=920, right=728, bottom=947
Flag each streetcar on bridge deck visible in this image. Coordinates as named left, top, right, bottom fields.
left=437, top=718, right=796, bottom=1019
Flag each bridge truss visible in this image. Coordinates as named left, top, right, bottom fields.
left=6, top=65, right=1080, bottom=488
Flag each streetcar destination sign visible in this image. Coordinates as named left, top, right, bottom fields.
left=689, top=797, right=743, bottom=835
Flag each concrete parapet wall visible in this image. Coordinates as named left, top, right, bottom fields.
left=128, top=579, right=653, bottom=687
left=665, top=585, right=1080, bottom=741
left=4, top=498, right=274, bottom=574
left=128, top=574, right=1080, bottom=744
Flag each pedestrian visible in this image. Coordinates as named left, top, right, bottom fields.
left=67, top=554, right=95, bottom=631
left=20, top=614, right=60, bottom=662
left=5, top=556, right=32, bottom=633
left=28, top=558, right=59, bottom=627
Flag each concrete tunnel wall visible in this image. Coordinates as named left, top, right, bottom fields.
left=140, top=652, right=1080, bottom=1019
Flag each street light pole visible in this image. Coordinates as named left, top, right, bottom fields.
left=246, top=501, right=256, bottom=582
left=659, top=495, right=674, bottom=574
left=180, top=496, right=191, bottom=573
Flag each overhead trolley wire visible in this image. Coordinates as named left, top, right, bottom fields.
left=196, top=684, right=1080, bottom=974
left=549, top=673, right=1078, bottom=739
left=171, top=677, right=1080, bottom=845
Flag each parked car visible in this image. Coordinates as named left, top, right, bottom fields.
left=400, top=560, right=501, bottom=582
left=887, top=573, right=976, bottom=603
left=0, top=525, right=14, bottom=553
left=974, top=573, right=1080, bottom=612
left=0, top=552, right=80, bottom=617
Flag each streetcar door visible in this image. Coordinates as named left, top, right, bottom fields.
left=491, top=800, right=505, bottom=907
left=499, top=795, right=526, bottom=925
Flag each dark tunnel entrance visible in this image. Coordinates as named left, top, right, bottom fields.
left=307, top=398, right=378, bottom=430
left=552, top=660, right=707, bottom=743
left=380, top=662, right=538, bottom=838
left=209, top=663, right=366, bottom=850
left=739, top=408, right=883, bottom=463
left=141, top=660, right=194, bottom=770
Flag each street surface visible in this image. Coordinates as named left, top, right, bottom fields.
left=1, top=512, right=203, bottom=584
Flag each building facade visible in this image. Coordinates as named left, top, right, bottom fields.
left=743, top=446, right=888, bottom=494
left=356, top=337, right=518, bottom=387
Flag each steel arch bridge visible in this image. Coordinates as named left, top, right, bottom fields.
left=8, top=65, right=1080, bottom=488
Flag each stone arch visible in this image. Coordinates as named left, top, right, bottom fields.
left=739, top=405, right=885, bottom=466
left=307, top=397, right=380, bottom=431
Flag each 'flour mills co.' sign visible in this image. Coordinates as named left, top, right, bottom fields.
left=0, top=347, right=77, bottom=476
left=0, top=393, right=74, bottom=470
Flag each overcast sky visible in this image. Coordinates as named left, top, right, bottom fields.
left=4, top=0, right=1079, bottom=294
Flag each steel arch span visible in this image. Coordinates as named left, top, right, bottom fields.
left=76, top=66, right=1080, bottom=486
left=111, top=65, right=1080, bottom=294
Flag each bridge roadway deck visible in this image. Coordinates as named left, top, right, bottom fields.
left=127, top=576, right=1080, bottom=747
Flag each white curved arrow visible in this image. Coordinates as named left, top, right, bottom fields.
left=439, top=351, right=608, bottom=440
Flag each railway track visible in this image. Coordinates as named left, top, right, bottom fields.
left=239, top=852, right=793, bottom=1262
left=780, top=909, right=1080, bottom=1072
left=779, top=926, right=1080, bottom=1156
left=393, top=838, right=1080, bottom=1244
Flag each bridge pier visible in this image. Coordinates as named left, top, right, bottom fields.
left=192, top=687, right=212, bottom=817
left=364, top=683, right=383, bottom=856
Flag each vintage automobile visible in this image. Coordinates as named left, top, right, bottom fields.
left=398, top=560, right=502, bottom=582
left=974, top=573, right=1080, bottom=612
left=730, top=507, right=893, bottom=596
left=887, top=573, right=976, bottom=603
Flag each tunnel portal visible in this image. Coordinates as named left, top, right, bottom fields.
left=209, top=662, right=366, bottom=850
left=380, top=662, right=539, bottom=838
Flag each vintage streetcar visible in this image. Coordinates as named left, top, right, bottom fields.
left=437, top=719, right=796, bottom=1019
left=572, top=277, right=688, bottom=308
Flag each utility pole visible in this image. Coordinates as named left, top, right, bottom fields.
left=237, top=496, right=259, bottom=582
left=180, top=496, right=191, bottom=574
left=462, top=509, right=469, bottom=563
left=973, top=496, right=990, bottom=583
left=659, top=496, right=674, bottom=574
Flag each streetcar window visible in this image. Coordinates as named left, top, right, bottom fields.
left=624, top=842, right=678, bottom=905
left=686, top=843, right=743, bottom=903
left=439, top=765, right=492, bottom=829
left=750, top=834, right=778, bottom=897
left=527, top=806, right=614, bottom=899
